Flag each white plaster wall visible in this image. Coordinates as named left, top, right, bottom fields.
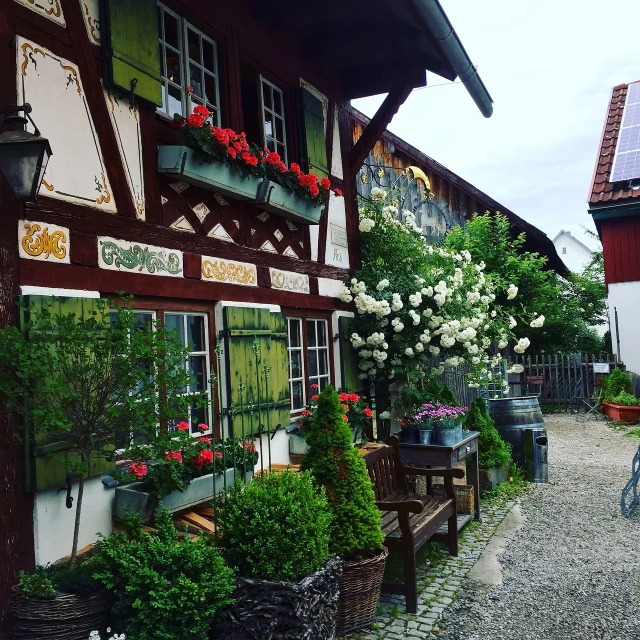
left=34, top=476, right=114, bottom=565
left=553, top=233, right=593, bottom=273
left=608, top=281, right=640, bottom=373
left=253, top=428, right=291, bottom=468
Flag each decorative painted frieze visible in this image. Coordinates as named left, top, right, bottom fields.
left=98, top=237, right=183, bottom=277
left=15, top=0, right=65, bottom=27
left=104, top=89, right=144, bottom=218
left=18, top=220, right=70, bottom=263
left=80, top=0, right=100, bottom=44
left=201, top=257, right=257, bottom=287
left=17, top=37, right=116, bottom=211
left=269, top=268, right=310, bottom=294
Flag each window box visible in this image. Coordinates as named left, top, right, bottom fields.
left=256, top=180, right=324, bottom=225
left=113, top=467, right=252, bottom=521
left=600, top=401, right=640, bottom=423
left=157, top=145, right=262, bottom=201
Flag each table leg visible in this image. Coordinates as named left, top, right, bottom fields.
left=469, top=449, right=480, bottom=520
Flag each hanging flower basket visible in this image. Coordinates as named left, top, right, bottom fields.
left=157, top=146, right=263, bottom=201
left=256, top=180, right=324, bottom=225
left=113, top=468, right=252, bottom=521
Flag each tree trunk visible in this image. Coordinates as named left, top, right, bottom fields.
left=69, top=474, right=85, bottom=570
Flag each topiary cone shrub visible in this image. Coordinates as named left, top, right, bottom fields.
left=464, top=398, right=511, bottom=470
left=301, top=385, right=386, bottom=635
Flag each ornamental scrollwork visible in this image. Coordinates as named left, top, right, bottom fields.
left=21, top=222, right=67, bottom=260
left=100, top=241, right=181, bottom=275
left=201, top=259, right=257, bottom=285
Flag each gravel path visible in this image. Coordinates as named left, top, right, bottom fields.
left=432, top=415, right=640, bottom=640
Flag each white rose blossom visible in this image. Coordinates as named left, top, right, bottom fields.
left=379, top=410, right=391, bottom=420
left=513, top=337, right=531, bottom=354
left=507, top=283, right=518, bottom=300
left=530, top=315, right=545, bottom=328
left=359, top=218, right=375, bottom=233
left=376, top=279, right=390, bottom=291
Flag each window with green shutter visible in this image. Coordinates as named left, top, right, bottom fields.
left=338, top=315, right=364, bottom=395
left=103, top=0, right=163, bottom=107
left=222, top=307, right=291, bottom=439
left=299, top=87, right=328, bottom=178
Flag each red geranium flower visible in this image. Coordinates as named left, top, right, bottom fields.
left=343, top=414, right=349, bottom=422
left=348, top=393, right=359, bottom=402
left=339, top=393, right=349, bottom=402
left=309, top=184, right=320, bottom=197
left=242, top=152, right=258, bottom=167
left=311, top=383, right=319, bottom=390
left=187, top=113, right=205, bottom=128
left=290, top=162, right=302, bottom=175
left=227, top=146, right=237, bottom=159
left=301, top=409, right=311, bottom=417
left=276, top=161, right=288, bottom=173
left=242, top=441, right=257, bottom=452
left=199, top=436, right=212, bottom=443
left=265, top=151, right=281, bottom=165
left=198, top=423, right=209, bottom=432
left=214, top=450, right=223, bottom=459
left=192, top=104, right=210, bottom=119
left=166, top=451, right=183, bottom=463
left=311, top=394, right=319, bottom=401
left=212, top=126, right=230, bottom=146
left=128, top=462, right=148, bottom=479
left=363, top=407, right=373, bottom=418
left=334, top=188, right=343, bottom=197
left=176, top=421, right=189, bottom=431
left=320, top=177, right=330, bottom=189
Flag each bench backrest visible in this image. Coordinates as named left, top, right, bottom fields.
left=365, top=436, right=408, bottom=500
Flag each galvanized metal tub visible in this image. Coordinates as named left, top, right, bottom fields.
left=488, top=396, right=544, bottom=465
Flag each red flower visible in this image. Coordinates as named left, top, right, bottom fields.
left=198, top=423, right=209, bottom=432
left=343, top=414, right=349, bottom=422
left=311, top=383, right=319, bottom=390
left=187, top=113, right=205, bottom=128
left=128, top=462, right=148, bottom=479
left=297, top=422, right=302, bottom=430
left=348, top=393, right=359, bottom=402
left=363, top=407, right=373, bottom=418
left=343, top=404, right=350, bottom=413
left=290, top=163, right=302, bottom=175
left=166, top=451, right=183, bottom=463
left=320, top=177, right=330, bottom=189
left=265, top=151, right=281, bottom=165
left=192, top=104, right=210, bottom=119
left=171, top=117, right=184, bottom=128
left=334, top=188, right=343, bottom=197
left=276, top=160, right=288, bottom=173
left=301, top=409, right=311, bottom=417
left=309, top=184, right=320, bottom=197
left=311, top=394, right=319, bottom=401
left=242, top=441, right=257, bottom=452
left=233, top=140, right=243, bottom=152
left=339, top=393, right=349, bottom=402
left=227, top=146, right=237, bottom=159
left=176, top=421, right=189, bottom=431
left=192, top=448, right=214, bottom=470
left=242, top=152, right=258, bottom=167
left=214, top=450, right=223, bottom=459
left=199, top=436, right=212, bottom=443
left=212, top=126, right=230, bottom=146
left=186, top=85, right=193, bottom=94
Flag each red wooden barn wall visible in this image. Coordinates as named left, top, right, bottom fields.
left=600, top=217, right=640, bottom=285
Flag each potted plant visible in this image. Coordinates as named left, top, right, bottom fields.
left=87, top=506, right=235, bottom=640
left=413, top=411, right=434, bottom=445
left=420, top=403, right=467, bottom=446
left=600, top=369, right=640, bottom=422
left=301, top=385, right=387, bottom=636
left=215, top=470, right=342, bottom=639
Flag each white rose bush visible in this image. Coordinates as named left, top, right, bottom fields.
left=337, top=190, right=546, bottom=391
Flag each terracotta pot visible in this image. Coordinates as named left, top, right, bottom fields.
left=600, top=401, right=640, bottom=423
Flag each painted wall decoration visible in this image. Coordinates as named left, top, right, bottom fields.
left=104, top=89, right=145, bottom=219
left=269, top=268, right=310, bottom=294
left=80, top=0, right=100, bottom=44
left=17, top=37, right=116, bottom=212
left=201, top=257, right=257, bottom=287
left=15, top=0, right=65, bottom=27
left=18, top=220, right=70, bottom=263
left=98, top=237, right=183, bottom=277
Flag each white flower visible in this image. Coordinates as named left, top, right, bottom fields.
left=391, top=293, right=403, bottom=312
left=415, top=342, right=424, bottom=352
left=508, top=364, right=525, bottom=373
left=434, top=293, right=446, bottom=307
left=350, top=333, right=366, bottom=348
left=513, top=337, right=531, bottom=354
left=376, top=279, right=390, bottom=291
left=358, top=349, right=373, bottom=358
left=530, top=315, right=545, bottom=328
left=336, top=286, right=353, bottom=302
left=371, top=187, right=387, bottom=200
left=409, top=292, right=422, bottom=307
left=507, top=284, right=518, bottom=300
left=468, top=382, right=480, bottom=389
left=405, top=347, right=414, bottom=357
left=508, top=316, right=517, bottom=329
left=359, top=218, right=375, bottom=233
left=391, top=318, right=404, bottom=333
left=428, top=345, right=440, bottom=355
left=367, top=332, right=385, bottom=345
left=380, top=410, right=391, bottom=420
left=498, top=340, right=508, bottom=349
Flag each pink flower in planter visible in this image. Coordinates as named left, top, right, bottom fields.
left=129, top=462, right=148, bottom=479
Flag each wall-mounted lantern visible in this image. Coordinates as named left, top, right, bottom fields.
left=0, top=103, right=52, bottom=201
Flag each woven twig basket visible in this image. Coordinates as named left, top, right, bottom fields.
left=432, top=484, right=475, bottom=514
left=336, top=547, right=388, bottom=636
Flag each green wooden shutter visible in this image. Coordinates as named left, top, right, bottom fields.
left=300, top=87, right=328, bottom=178
left=338, top=316, right=364, bottom=395
left=103, top=0, right=163, bottom=107
left=223, top=307, right=291, bottom=438
left=22, top=296, right=115, bottom=492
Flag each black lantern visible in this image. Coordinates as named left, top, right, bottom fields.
left=0, top=104, right=52, bottom=201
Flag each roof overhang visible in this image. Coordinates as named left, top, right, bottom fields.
left=248, top=0, right=492, bottom=116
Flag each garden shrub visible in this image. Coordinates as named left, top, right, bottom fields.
left=301, top=385, right=384, bottom=560
left=216, top=470, right=331, bottom=583
left=603, top=368, right=633, bottom=403
left=610, top=391, right=639, bottom=407
left=88, top=506, right=234, bottom=640
left=19, top=562, right=100, bottom=598
left=394, top=378, right=457, bottom=417
left=464, top=398, right=511, bottom=469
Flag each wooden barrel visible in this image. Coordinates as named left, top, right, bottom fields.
left=487, top=396, right=544, bottom=465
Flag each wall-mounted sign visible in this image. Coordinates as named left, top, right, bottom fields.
left=593, top=363, right=611, bottom=374
left=330, top=224, right=348, bottom=248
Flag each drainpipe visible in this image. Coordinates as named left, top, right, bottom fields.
left=410, top=0, right=494, bottom=118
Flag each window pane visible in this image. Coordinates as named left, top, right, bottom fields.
left=264, top=111, right=273, bottom=138
left=165, top=314, right=185, bottom=345
left=289, top=319, right=301, bottom=348
left=187, top=27, right=201, bottom=63
left=164, top=11, right=180, bottom=49
left=168, top=83, right=182, bottom=116
left=191, top=404, right=206, bottom=434
left=202, top=39, right=215, bottom=71
left=290, top=351, right=302, bottom=379
left=165, top=51, right=181, bottom=85
left=308, top=350, right=318, bottom=377
left=266, top=139, right=276, bottom=152
left=320, top=377, right=329, bottom=391
left=319, top=349, right=328, bottom=375
left=189, top=355, right=207, bottom=392
left=275, top=116, right=284, bottom=143
left=189, top=64, right=203, bottom=97
left=292, top=380, right=304, bottom=410
left=273, top=89, right=282, bottom=116
left=317, top=321, right=327, bottom=346
left=307, top=321, right=317, bottom=348
left=204, top=73, right=217, bottom=107
left=187, top=315, right=205, bottom=351
left=159, top=43, right=166, bottom=76
left=262, top=81, right=272, bottom=111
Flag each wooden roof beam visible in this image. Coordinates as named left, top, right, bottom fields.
left=348, top=84, right=414, bottom=176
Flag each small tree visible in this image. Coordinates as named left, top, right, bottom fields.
left=463, top=398, right=510, bottom=469
left=301, top=385, right=384, bottom=559
left=0, top=298, right=202, bottom=568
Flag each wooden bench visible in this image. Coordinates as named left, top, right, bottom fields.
left=365, top=435, right=464, bottom=613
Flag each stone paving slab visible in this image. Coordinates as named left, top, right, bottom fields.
left=346, top=500, right=514, bottom=639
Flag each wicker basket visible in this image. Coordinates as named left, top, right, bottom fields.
left=431, top=484, right=475, bottom=514
left=10, top=586, right=111, bottom=640
left=336, top=547, right=388, bottom=636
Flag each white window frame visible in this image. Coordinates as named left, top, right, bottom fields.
left=306, top=318, right=330, bottom=392
left=157, top=2, right=221, bottom=125
left=258, top=75, right=287, bottom=163
left=287, top=317, right=306, bottom=413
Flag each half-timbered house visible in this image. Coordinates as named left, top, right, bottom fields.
left=0, top=0, right=497, bottom=616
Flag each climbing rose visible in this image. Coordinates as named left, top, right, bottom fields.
left=176, top=421, right=189, bottom=431
left=128, top=462, right=147, bottom=479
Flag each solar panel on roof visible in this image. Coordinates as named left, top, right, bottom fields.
left=611, top=81, right=640, bottom=182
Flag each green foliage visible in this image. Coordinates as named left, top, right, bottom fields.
left=610, top=391, right=639, bottom=407
left=216, top=470, right=331, bottom=583
left=393, top=378, right=457, bottom=417
left=18, top=562, right=100, bottom=598
left=19, top=566, right=56, bottom=598
left=301, top=385, right=384, bottom=559
left=481, top=463, right=527, bottom=502
left=603, top=368, right=632, bottom=402
left=88, top=506, right=234, bottom=640
left=464, top=398, right=511, bottom=469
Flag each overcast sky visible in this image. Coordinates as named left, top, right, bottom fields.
left=353, top=0, right=640, bottom=252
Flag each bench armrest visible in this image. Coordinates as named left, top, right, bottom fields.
left=375, top=500, right=424, bottom=514
left=401, top=466, right=466, bottom=480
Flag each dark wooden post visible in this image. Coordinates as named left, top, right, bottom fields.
left=0, top=0, right=35, bottom=629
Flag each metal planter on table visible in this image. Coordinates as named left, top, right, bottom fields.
left=157, top=145, right=262, bottom=201
left=256, top=180, right=324, bottom=224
